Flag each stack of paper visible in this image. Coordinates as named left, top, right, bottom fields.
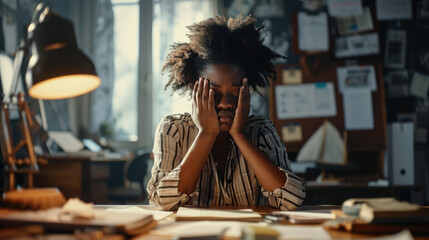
left=342, top=198, right=428, bottom=224
left=0, top=207, right=156, bottom=236
left=175, top=207, right=262, bottom=222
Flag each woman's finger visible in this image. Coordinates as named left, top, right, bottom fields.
left=244, top=78, right=250, bottom=112
left=196, top=77, right=203, bottom=111
left=237, top=85, right=244, bottom=112
left=202, top=79, right=209, bottom=111
left=208, top=88, right=215, bottom=114
left=193, top=79, right=199, bottom=102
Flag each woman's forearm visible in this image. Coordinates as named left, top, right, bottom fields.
left=178, top=131, right=217, bottom=194
left=231, top=132, right=286, bottom=192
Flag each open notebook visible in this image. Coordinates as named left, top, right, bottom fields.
left=0, top=207, right=156, bottom=236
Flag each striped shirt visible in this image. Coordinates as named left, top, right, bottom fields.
left=147, top=113, right=306, bottom=210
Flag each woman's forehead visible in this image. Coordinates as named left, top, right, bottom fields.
left=202, top=63, right=243, bottom=86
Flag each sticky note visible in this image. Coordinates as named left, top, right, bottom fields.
left=282, top=69, right=303, bottom=84
left=282, top=123, right=303, bottom=142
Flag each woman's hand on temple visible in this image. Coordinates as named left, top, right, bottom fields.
left=230, top=78, right=250, bottom=136
left=192, top=77, right=220, bottom=136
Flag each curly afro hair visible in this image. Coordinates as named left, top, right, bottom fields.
left=162, top=14, right=285, bottom=95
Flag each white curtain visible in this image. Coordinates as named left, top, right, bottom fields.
left=67, top=0, right=97, bottom=136
left=152, top=0, right=219, bottom=133
left=67, top=0, right=114, bottom=138
left=89, top=0, right=115, bottom=135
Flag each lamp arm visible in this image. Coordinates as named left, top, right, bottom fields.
left=9, top=1, right=50, bottom=103
left=31, top=3, right=48, bottom=23
left=9, top=39, right=27, bottom=103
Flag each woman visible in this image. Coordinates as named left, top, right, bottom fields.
left=147, top=15, right=305, bottom=210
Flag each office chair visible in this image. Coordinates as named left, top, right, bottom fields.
left=108, top=150, right=152, bottom=204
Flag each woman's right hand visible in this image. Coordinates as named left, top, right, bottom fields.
left=192, top=77, right=219, bottom=136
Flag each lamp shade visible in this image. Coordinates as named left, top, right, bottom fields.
left=26, top=9, right=100, bottom=100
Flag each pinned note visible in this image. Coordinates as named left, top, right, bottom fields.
left=410, top=72, right=429, bottom=99
left=282, top=68, right=302, bottom=84
left=282, top=123, right=303, bottom=142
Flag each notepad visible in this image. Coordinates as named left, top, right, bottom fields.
left=175, top=207, right=262, bottom=222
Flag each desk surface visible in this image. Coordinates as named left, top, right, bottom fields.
left=114, top=205, right=429, bottom=240
left=1, top=205, right=428, bottom=240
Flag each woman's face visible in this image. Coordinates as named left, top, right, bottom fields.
left=201, top=63, right=245, bottom=132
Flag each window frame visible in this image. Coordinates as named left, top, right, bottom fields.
left=109, top=0, right=153, bottom=151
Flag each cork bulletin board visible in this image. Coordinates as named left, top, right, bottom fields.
left=268, top=60, right=387, bottom=155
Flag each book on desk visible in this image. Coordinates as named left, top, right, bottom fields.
left=0, top=207, right=156, bottom=236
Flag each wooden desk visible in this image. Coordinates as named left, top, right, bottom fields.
left=34, top=154, right=128, bottom=204
left=129, top=205, right=429, bottom=240
left=0, top=205, right=428, bottom=239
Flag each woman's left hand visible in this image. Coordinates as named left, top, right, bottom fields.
left=230, top=78, right=250, bottom=136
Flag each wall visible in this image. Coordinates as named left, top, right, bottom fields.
left=223, top=0, right=429, bottom=203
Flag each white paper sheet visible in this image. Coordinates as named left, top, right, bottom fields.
left=275, top=83, right=336, bottom=119
left=343, top=90, right=374, bottom=130
left=271, top=225, right=332, bottom=240
left=169, top=221, right=228, bottom=239
left=376, top=0, right=412, bottom=20
left=298, top=12, right=329, bottom=51
left=175, top=207, right=262, bottom=221
left=328, top=0, right=363, bottom=17
left=276, top=84, right=311, bottom=119
left=410, top=72, right=429, bottom=98
left=105, top=206, right=173, bottom=221
left=48, top=131, right=84, bottom=153
left=335, top=33, right=379, bottom=58
left=335, top=7, right=373, bottom=34
left=148, top=221, right=269, bottom=239
left=336, top=65, right=377, bottom=93
left=312, top=82, right=337, bottom=117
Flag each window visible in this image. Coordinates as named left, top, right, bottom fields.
left=152, top=0, right=215, bottom=134
left=111, top=0, right=140, bottom=142
left=107, top=0, right=215, bottom=149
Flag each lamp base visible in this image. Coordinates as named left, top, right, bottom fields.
left=2, top=188, right=66, bottom=210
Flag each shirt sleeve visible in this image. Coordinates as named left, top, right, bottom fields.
left=146, top=118, right=199, bottom=210
left=255, top=121, right=306, bottom=210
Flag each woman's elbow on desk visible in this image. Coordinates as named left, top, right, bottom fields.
left=149, top=194, right=180, bottom=211
left=149, top=190, right=195, bottom=211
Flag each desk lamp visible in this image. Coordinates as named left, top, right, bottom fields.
left=26, top=4, right=100, bottom=99
left=1, top=3, right=101, bottom=209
